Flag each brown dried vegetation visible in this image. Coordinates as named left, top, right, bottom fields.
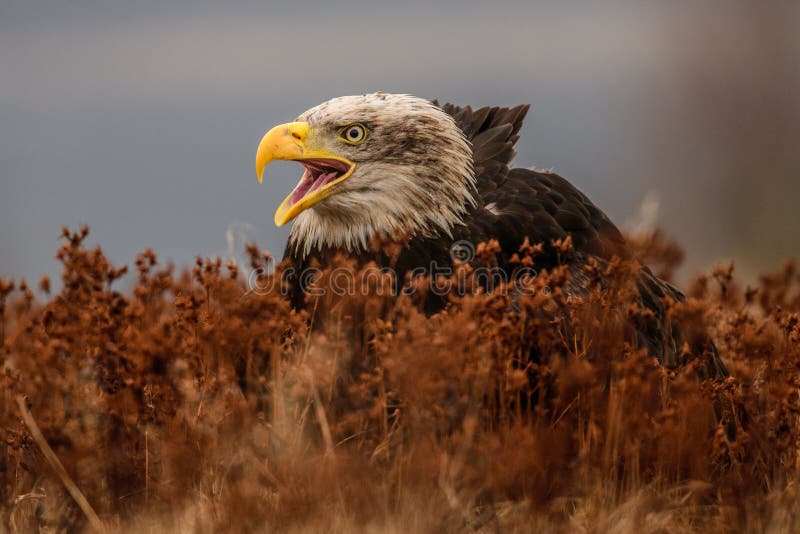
left=2, top=228, right=799, bottom=532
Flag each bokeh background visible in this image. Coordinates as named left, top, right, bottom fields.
left=2, top=0, right=798, bottom=285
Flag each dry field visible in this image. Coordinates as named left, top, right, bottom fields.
left=2, top=227, right=799, bottom=532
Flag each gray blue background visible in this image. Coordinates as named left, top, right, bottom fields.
left=2, top=1, right=798, bottom=285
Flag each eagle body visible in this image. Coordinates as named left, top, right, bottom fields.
left=256, top=94, right=727, bottom=378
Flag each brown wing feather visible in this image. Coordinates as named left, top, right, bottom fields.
left=438, top=101, right=726, bottom=377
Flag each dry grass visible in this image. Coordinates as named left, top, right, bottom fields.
left=2, top=227, right=799, bottom=533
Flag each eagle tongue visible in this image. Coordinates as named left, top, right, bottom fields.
left=291, top=169, right=339, bottom=205
left=290, top=169, right=315, bottom=204
left=312, top=170, right=339, bottom=192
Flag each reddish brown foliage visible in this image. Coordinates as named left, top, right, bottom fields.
left=1, top=229, right=799, bottom=532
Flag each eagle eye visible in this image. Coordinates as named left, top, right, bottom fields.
left=339, top=123, right=368, bottom=145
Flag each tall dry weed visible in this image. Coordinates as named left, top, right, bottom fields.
left=1, top=228, right=799, bottom=532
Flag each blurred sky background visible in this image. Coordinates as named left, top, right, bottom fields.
left=2, top=0, right=799, bottom=285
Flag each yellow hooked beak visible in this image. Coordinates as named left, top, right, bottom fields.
left=256, top=121, right=356, bottom=226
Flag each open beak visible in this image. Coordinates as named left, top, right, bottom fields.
left=256, top=122, right=356, bottom=226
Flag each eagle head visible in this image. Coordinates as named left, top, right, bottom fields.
left=256, top=93, right=475, bottom=257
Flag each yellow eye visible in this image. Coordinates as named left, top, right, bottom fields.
left=339, top=123, right=367, bottom=145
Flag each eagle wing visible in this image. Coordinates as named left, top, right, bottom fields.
left=440, top=102, right=727, bottom=377
left=439, top=102, right=628, bottom=264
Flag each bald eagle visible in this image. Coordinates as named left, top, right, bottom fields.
left=256, top=93, right=726, bottom=377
